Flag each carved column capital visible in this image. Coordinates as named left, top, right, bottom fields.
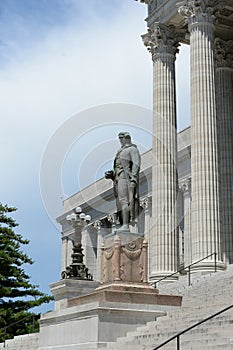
left=178, top=0, right=222, bottom=28
left=134, top=0, right=149, bottom=4
left=215, top=39, right=233, bottom=69
left=142, top=23, right=181, bottom=61
left=140, top=196, right=152, bottom=211
left=107, top=213, right=117, bottom=225
left=93, top=221, right=101, bottom=231
left=179, top=177, right=191, bottom=194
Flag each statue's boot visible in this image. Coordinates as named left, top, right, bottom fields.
left=116, top=207, right=130, bottom=232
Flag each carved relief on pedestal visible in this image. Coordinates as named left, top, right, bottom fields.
left=215, top=38, right=233, bottom=69
left=101, top=235, right=148, bottom=284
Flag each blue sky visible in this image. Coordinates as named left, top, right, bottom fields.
left=0, top=1, right=190, bottom=313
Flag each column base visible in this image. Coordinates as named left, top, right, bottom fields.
left=190, top=260, right=227, bottom=273
left=149, top=271, right=179, bottom=286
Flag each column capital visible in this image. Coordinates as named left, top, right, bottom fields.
left=140, top=196, right=152, bottom=210
left=178, top=0, right=222, bottom=28
left=142, top=23, right=181, bottom=61
left=107, top=213, right=116, bottom=225
left=134, top=0, right=149, bottom=3
left=93, top=219, right=107, bottom=232
left=179, top=177, right=191, bottom=194
left=215, top=38, right=233, bottom=69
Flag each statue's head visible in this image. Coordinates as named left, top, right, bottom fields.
left=118, top=132, right=131, bottom=143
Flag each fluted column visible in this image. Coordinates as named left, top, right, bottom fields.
left=140, top=196, right=152, bottom=279
left=215, top=38, right=233, bottom=264
left=179, top=1, right=225, bottom=270
left=82, top=225, right=97, bottom=280
left=61, top=236, right=69, bottom=272
left=94, top=220, right=106, bottom=281
left=179, top=177, right=192, bottom=266
left=142, top=24, right=180, bottom=280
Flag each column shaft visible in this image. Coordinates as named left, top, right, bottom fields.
left=179, top=1, right=225, bottom=270
left=216, top=39, right=233, bottom=263
left=143, top=24, right=179, bottom=280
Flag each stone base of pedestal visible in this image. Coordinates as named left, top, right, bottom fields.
left=39, top=281, right=182, bottom=350
left=68, top=282, right=181, bottom=308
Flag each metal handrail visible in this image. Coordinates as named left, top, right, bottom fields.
left=153, top=303, right=233, bottom=350
left=3, top=314, right=36, bottom=347
left=153, top=252, right=217, bottom=288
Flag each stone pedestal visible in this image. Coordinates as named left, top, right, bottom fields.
left=39, top=233, right=182, bottom=349
left=39, top=298, right=178, bottom=350
left=40, top=280, right=181, bottom=350
left=100, top=233, right=147, bottom=284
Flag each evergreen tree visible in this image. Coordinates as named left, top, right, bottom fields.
left=0, top=203, right=52, bottom=342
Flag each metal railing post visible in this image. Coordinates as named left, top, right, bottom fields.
left=214, top=253, right=217, bottom=272
left=188, top=266, right=191, bottom=286
left=177, top=335, right=180, bottom=350
left=4, top=327, right=6, bottom=348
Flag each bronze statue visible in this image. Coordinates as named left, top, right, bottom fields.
left=105, top=132, right=141, bottom=231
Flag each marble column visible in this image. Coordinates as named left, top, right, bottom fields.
left=142, top=24, right=180, bottom=280
left=140, top=196, right=152, bottom=279
left=179, top=177, right=192, bottom=267
left=179, top=1, right=225, bottom=270
left=215, top=38, right=233, bottom=264
left=61, top=236, right=69, bottom=273
left=61, top=233, right=73, bottom=272
left=95, top=218, right=111, bottom=281
left=82, top=225, right=97, bottom=280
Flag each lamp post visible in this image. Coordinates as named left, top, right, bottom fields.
left=61, top=207, right=93, bottom=280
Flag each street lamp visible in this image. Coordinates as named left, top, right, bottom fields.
left=61, top=207, right=93, bottom=280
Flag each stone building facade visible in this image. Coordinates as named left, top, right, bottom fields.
left=58, top=0, right=233, bottom=283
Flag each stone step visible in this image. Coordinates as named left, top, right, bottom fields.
left=114, top=312, right=233, bottom=346
left=105, top=266, right=233, bottom=350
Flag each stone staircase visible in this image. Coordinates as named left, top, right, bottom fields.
left=0, top=333, right=39, bottom=349
left=105, top=265, right=233, bottom=350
